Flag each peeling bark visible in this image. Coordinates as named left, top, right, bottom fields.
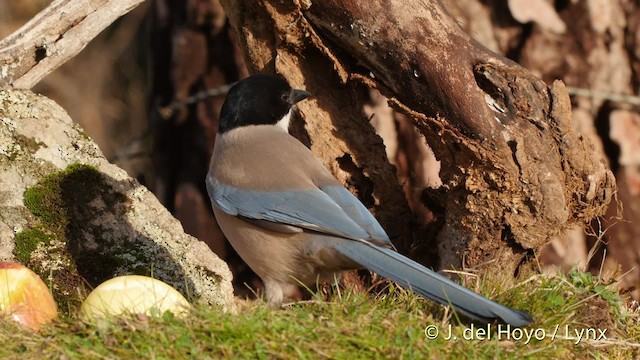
left=444, top=0, right=640, bottom=292
left=220, top=0, right=416, bottom=253
left=222, top=0, right=615, bottom=275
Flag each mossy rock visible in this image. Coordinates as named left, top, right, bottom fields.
left=1, top=89, right=234, bottom=312
left=15, top=163, right=176, bottom=313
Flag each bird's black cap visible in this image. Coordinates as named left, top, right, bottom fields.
left=218, top=74, right=311, bottom=133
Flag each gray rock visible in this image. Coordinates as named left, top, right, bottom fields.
left=0, top=88, right=234, bottom=311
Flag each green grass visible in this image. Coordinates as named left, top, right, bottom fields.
left=1, top=269, right=639, bottom=359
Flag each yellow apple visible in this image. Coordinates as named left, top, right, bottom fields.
left=80, top=275, right=191, bottom=320
left=0, top=262, right=58, bottom=331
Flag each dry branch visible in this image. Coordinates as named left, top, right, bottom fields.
left=0, top=0, right=144, bottom=89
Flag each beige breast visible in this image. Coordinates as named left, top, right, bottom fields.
left=209, top=126, right=338, bottom=191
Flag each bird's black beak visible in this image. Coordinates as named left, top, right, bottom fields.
left=288, top=89, right=311, bottom=105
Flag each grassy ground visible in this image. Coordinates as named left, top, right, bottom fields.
left=1, top=268, right=639, bottom=359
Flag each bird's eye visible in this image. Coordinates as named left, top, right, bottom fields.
left=281, top=93, right=288, bottom=102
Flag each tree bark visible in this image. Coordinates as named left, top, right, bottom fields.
left=221, top=0, right=615, bottom=274
left=443, top=0, right=640, bottom=296
left=220, top=0, right=417, bottom=256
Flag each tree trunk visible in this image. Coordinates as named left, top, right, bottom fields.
left=221, top=0, right=615, bottom=274
left=443, top=0, right=640, bottom=297
left=220, top=0, right=417, bottom=256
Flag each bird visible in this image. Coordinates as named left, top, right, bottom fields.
left=206, top=74, right=533, bottom=327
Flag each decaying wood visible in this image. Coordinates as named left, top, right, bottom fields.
left=220, top=0, right=417, bottom=255
left=222, top=0, right=615, bottom=274
left=445, top=0, right=640, bottom=292
left=0, top=0, right=144, bottom=89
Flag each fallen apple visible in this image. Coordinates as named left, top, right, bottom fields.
left=0, top=262, right=58, bottom=331
left=80, top=275, right=191, bottom=320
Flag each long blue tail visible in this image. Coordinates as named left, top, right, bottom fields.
left=331, top=240, right=533, bottom=326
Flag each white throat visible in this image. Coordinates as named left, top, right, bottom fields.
left=276, top=108, right=293, bottom=132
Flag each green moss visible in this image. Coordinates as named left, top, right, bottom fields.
left=14, top=134, right=43, bottom=154
left=22, top=163, right=118, bottom=236
left=78, top=129, right=91, bottom=141
left=19, top=163, right=128, bottom=314
left=23, top=183, right=66, bottom=234
left=13, top=227, right=51, bottom=262
left=3, top=134, right=44, bottom=161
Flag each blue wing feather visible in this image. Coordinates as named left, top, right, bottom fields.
left=207, top=176, right=390, bottom=244
left=319, top=185, right=391, bottom=245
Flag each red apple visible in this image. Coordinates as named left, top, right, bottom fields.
left=0, top=262, right=58, bottom=331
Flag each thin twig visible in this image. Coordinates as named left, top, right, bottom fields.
left=566, top=86, right=640, bottom=107
left=157, top=83, right=236, bottom=119
left=110, top=83, right=236, bottom=163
